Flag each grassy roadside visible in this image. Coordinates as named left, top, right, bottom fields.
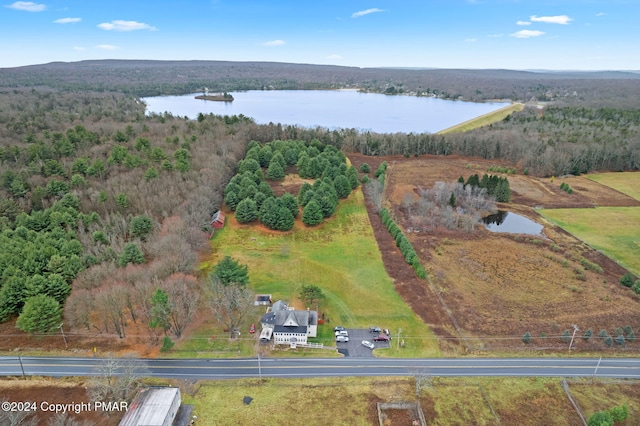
left=186, top=376, right=640, bottom=425
left=437, top=102, right=524, bottom=134
left=539, top=207, right=640, bottom=276
left=197, top=189, right=441, bottom=358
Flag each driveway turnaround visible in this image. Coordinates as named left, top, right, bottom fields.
left=336, top=328, right=392, bottom=357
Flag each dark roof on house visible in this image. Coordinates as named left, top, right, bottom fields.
left=260, top=312, right=275, bottom=325
left=273, top=324, right=308, bottom=334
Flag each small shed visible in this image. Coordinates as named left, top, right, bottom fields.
left=255, top=294, right=272, bottom=306
left=211, top=210, right=226, bottom=229
left=119, top=387, right=181, bottom=426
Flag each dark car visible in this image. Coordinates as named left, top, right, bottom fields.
left=369, top=326, right=381, bottom=333
left=333, top=326, right=346, bottom=332
left=373, top=334, right=390, bottom=342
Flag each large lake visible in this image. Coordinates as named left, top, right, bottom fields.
left=142, top=90, right=510, bottom=134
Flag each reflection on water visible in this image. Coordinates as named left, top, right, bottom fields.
left=483, top=211, right=544, bottom=235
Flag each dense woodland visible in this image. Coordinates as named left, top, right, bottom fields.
left=0, top=60, right=638, bottom=339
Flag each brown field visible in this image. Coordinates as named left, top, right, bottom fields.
left=0, top=378, right=123, bottom=425
left=348, top=153, right=640, bottom=352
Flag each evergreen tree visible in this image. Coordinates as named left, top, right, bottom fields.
left=213, top=256, right=249, bottom=286
left=302, top=200, right=324, bottom=226
left=118, top=243, right=145, bottom=267
left=16, top=295, right=62, bottom=333
left=235, top=198, right=258, bottom=223
left=149, top=288, right=171, bottom=334
left=273, top=206, right=295, bottom=231
left=333, top=175, right=351, bottom=199
left=281, top=193, right=299, bottom=218
left=298, top=182, right=313, bottom=206
left=129, top=215, right=153, bottom=240
left=266, top=160, right=285, bottom=180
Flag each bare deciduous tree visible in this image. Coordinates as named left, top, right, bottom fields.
left=88, top=353, right=149, bottom=405
left=410, top=368, right=433, bottom=397
left=204, top=276, right=256, bottom=338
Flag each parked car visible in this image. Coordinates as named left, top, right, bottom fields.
left=336, top=335, right=349, bottom=343
left=249, top=324, right=255, bottom=334
left=369, top=326, right=381, bottom=333
left=335, top=330, right=349, bottom=337
left=361, top=340, right=375, bottom=349
left=333, top=326, right=346, bottom=332
left=373, top=334, right=390, bottom=342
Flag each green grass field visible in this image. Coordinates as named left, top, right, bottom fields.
left=587, top=172, right=640, bottom=201
left=201, top=189, right=441, bottom=358
left=437, top=102, right=524, bottom=135
left=540, top=207, right=640, bottom=276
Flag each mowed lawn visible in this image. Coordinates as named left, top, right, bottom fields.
left=203, top=189, right=441, bottom=357
left=587, top=171, right=640, bottom=201
left=540, top=207, right=640, bottom=276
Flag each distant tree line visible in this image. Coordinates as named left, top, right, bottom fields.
left=3, top=60, right=640, bottom=107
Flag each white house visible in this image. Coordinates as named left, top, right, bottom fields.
left=260, top=300, right=318, bottom=346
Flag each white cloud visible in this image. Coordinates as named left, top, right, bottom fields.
left=530, top=15, right=572, bottom=25
left=465, top=38, right=477, bottom=43
left=97, top=20, right=157, bottom=32
left=95, top=44, right=118, bottom=50
left=73, top=46, right=85, bottom=51
left=511, top=30, right=545, bottom=38
left=54, top=17, right=81, bottom=24
left=351, top=8, right=384, bottom=18
left=596, top=12, right=606, bottom=17
left=262, top=39, right=285, bottom=47
left=326, top=54, right=343, bottom=60
left=516, top=20, right=531, bottom=26
left=5, top=1, right=46, bottom=11
left=488, top=34, right=503, bottom=38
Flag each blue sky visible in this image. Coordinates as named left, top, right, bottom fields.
left=1, top=0, right=638, bottom=70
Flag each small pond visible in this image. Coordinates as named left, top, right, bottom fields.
left=482, top=211, right=544, bottom=236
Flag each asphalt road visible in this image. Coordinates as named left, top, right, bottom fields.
left=1, top=356, right=639, bottom=380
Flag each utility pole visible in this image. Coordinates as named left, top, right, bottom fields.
left=18, top=355, right=26, bottom=380
left=396, top=328, right=402, bottom=350
left=258, top=352, right=262, bottom=381
left=58, top=322, right=68, bottom=349
left=568, top=324, right=579, bottom=350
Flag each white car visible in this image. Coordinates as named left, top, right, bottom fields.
left=335, top=330, right=349, bottom=337
left=361, top=340, right=375, bottom=349
left=336, top=335, right=349, bottom=343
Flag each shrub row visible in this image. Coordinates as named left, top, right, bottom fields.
left=560, top=181, right=574, bottom=194
left=379, top=208, right=426, bottom=279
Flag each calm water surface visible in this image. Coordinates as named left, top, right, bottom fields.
left=142, top=90, right=509, bottom=134
left=483, top=211, right=544, bottom=236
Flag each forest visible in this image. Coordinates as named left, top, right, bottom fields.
left=0, top=60, right=638, bottom=341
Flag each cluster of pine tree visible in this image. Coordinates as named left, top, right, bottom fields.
left=0, top=194, right=86, bottom=331
left=379, top=208, right=426, bottom=279
left=462, top=173, right=511, bottom=202
left=223, top=139, right=359, bottom=231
